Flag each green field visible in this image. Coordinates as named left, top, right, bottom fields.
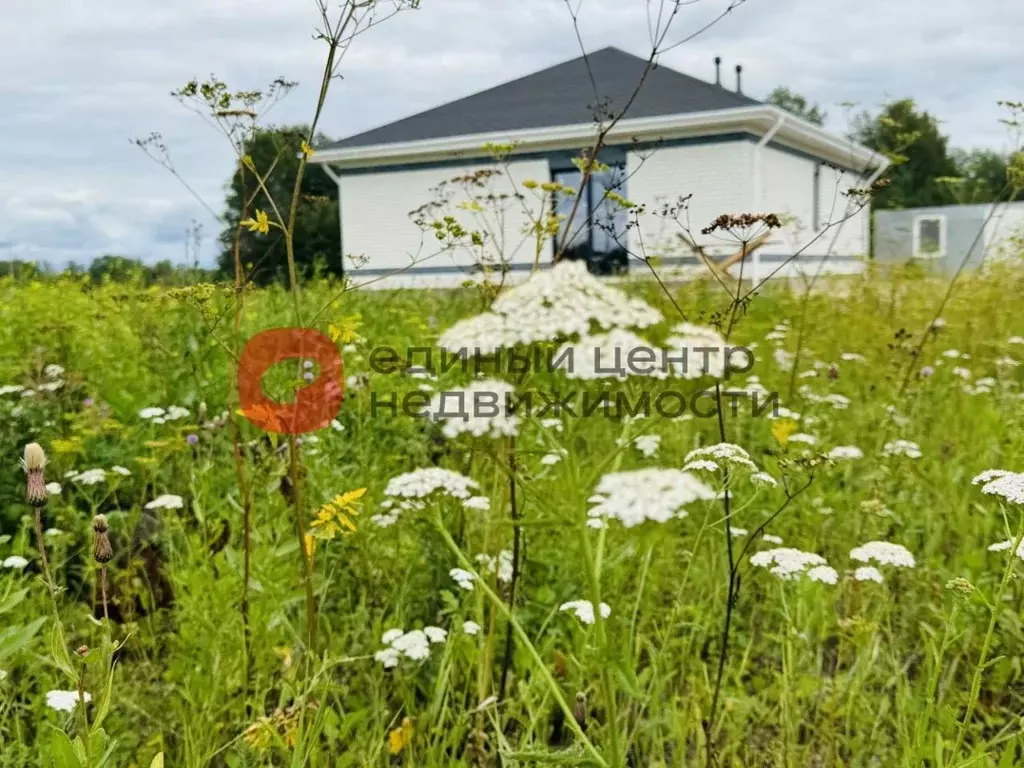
left=1, top=262, right=1024, bottom=767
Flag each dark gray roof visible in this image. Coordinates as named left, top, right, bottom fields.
left=323, top=46, right=760, bottom=150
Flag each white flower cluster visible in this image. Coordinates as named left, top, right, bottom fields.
left=384, top=468, right=479, bottom=501
left=475, top=551, right=514, bottom=583
left=683, top=443, right=760, bottom=475
left=139, top=406, right=190, bottom=425
left=828, top=446, right=864, bottom=461
left=750, top=548, right=831, bottom=580
left=46, top=690, right=90, bottom=713
left=854, top=566, right=884, bottom=583
left=588, top=468, right=716, bottom=528
left=374, top=626, right=447, bottom=668
left=555, top=329, right=667, bottom=380
left=849, top=541, right=916, bottom=568
left=450, top=568, right=476, bottom=590
left=559, top=600, right=611, bottom=625
left=882, top=440, right=922, bottom=459
left=146, top=494, right=184, bottom=510
left=663, top=323, right=748, bottom=380
left=633, top=434, right=661, bottom=458
left=438, top=260, right=662, bottom=354
left=2, top=555, right=29, bottom=570
left=973, top=469, right=1024, bottom=505
left=426, top=379, right=520, bottom=439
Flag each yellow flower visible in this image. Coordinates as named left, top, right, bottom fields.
left=387, top=717, right=414, bottom=755
left=300, top=140, right=315, bottom=159
left=240, top=210, right=270, bottom=235
left=328, top=314, right=362, bottom=344
left=310, top=488, right=365, bottom=540
left=771, top=418, right=799, bottom=448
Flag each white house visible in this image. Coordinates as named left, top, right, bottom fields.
left=311, top=47, right=888, bottom=289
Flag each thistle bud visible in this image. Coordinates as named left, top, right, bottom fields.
left=92, top=514, right=113, bottom=564
left=22, top=443, right=48, bottom=507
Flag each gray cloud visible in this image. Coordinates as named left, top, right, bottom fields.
left=2, top=0, right=1021, bottom=267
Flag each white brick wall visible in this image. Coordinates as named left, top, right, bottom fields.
left=339, top=158, right=551, bottom=279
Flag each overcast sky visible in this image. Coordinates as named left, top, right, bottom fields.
left=2, top=0, right=1021, bottom=268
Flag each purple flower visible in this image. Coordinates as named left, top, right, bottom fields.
left=83, top=398, right=95, bottom=408
left=186, top=433, right=199, bottom=446
left=920, top=366, right=935, bottom=378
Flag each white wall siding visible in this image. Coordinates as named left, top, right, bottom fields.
left=983, top=201, right=1024, bottom=261
left=339, top=158, right=551, bottom=284
left=626, top=140, right=755, bottom=261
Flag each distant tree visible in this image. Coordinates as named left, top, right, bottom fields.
left=851, top=99, right=959, bottom=209
left=88, top=255, right=147, bottom=283
left=766, top=86, right=826, bottom=126
left=947, top=148, right=1024, bottom=203
left=218, top=125, right=340, bottom=286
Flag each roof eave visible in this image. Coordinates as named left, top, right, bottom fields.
left=311, top=104, right=884, bottom=173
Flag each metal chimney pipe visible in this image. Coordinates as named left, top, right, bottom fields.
left=735, top=64, right=743, bottom=94
left=714, top=56, right=721, bottom=86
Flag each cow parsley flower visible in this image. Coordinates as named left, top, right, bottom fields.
left=44, top=364, right=65, bottom=378
left=462, top=620, right=481, bottom=635
left=145, top=494, right=184, bottom=510
left=462, top=496, right=491, bottom=511
left=588, top=468, right=715, bottom=527
left=853, top=566, right=884, bottom=583
left=426, top=379, right=520, bottom=439
left=423, top=626, right=447, bottom=644
left=633, top=434, right=661, bottom=458
left=71, top=469, right=106, bottom=485
left=45, top=482, right=62, bottom=495
left=684, top=444, right=759, bottom=473
left=750, top=548, right=827, bottom=580
left=111, top=465, right=131, bottom=476
left=972, top=469, right=1024, bottom=505
left=774, top=348, right=795, bottom=371
left=750, top=471, right=778, bottom=487
left=662, top=323, right=748, bottom=379
left=882, top=440, right=922, bottom=459
left=374, top=648, right=401, bottom=668
left=828, top=446, right=863, bottom=460
left=729, top=526, right=748, bottom=537
left=0, top=385, right=25, bottom=396
left=438, top=260, right=661, bottom=353
left=987, top=539, right=1024, bottom=559
left=556, top=329, right=668, bottom=380
left=46, top=690, right=90, bottom=712
left=762, top=534, right=784, bottom=545
left=391, top=630, right=431, bottom=660
left=450, top=568, right=476, bottom=590
left=384, top=468, right=479, bottom=501
left=2, top=556, right=29, bottom=570
left=788, top=433, right=818, bottom=445
left=381, top=628, right=404, bottom=644
left=840, top=353, right=866, bottom=362
left=139, top=407, right=166, bottom=420
left=849, top=541, right=916, bottom=568
left=541, top=451, right=566, bottom=466
left=807, top=565, right=839, bottom=584
left=559, top=600, right=611, bottom=625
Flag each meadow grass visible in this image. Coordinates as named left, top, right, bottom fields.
left=1, top=263, right=1023, bottom=767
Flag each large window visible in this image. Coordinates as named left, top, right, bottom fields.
left=552, top=164, right=629, bottom=274
left=913, top=215, right=946, bottom=258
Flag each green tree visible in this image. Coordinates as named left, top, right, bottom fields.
left=945, top=148, right=1024, bottom=203
left=766, top=86, right=826, bottom=126
left=88, top=255, right=147, bottom=283
left=851, top=99, right=958, bottom=209
left=218, top=125, right=340, bottom=286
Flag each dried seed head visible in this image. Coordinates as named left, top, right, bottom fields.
left=22, top=443, right=47, bottom=471
left=22, top=444, right=48, bottom=507
left=92, top=514, right=113, bottom=564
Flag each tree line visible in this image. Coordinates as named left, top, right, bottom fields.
left=7, top=92, right=1019, bottom=286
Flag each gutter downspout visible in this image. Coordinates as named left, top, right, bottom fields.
left=749, top=113, right=786, bottom=282
left=321, top=162, right=345, bottom=277
left=862, top=154, right=891, bottom=261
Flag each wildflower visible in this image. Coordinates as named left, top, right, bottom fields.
left=825, top=394, right=851, bottom=410
left=559, top=600, right=611, bottom=625
left=145, top=494, right=185, bottom=510
left=920, top=366, right=935, bottom=378
left=633, top=434, right=661, bottom=458
left=374, top=648, right=401, bottom=669
left=767, top=406, right=801, bottom=420
left=450, top=568, right=476, bottom=590
left=241, top=210, right=271, bottom=235
left=2, top=556, right=28, bottom=570
left=987, top=539, right=1024, bottom=558
left=788, top=433, right=818, bottom=445
left=463, top=620, right=481, bottom=635
left=38, top=380, right=63, bottom=392
left=387, top=717, right=414, bottom=756
left=750, top=548, right=828, bottom=579
left=662, top=322, right=746, bottom=379
left=972, top=469, right=1024, bottom=505
left=44, top=364, right=65, bottom=378
left=330, top=419, right=344, bottom=432
left=111, top=465, right=131, bottom=476
left=840, top=353, right=865, bottom=362
left=729, top=526, right=748, bottom=537
left=438, top=260, right=662, bottom=354
left=853, top=566, right=884, bottom=583
left=946, top=577, right=976, bottom=601
left=0, top=385, right=24, bottom=395
left=763, top=534, right=784, bottom=544
left=310, top=488, right=364, bottom=539
left=186, top=434, right=199, bottom=446
left=44, top=528, right=62, bottom=537
left=807, top=565, right=839, bottom=585
left=1008, top=336, right=1024, bottom=345
left=882, top=440, right=922, bottom=459
left=391, top=630, right=430, bottom=660
left=774, top=348, right=794, bottom=371
left=384, top=468, right=479, bottom=501
left=941, top=348, right=961, bottom=358
left=300, top=140, right=315, bottom=159
left=541, top=451, right=565, bottom=466
left=21, top=443, right=47, bottom=506
left=750, top=471, right=778, bottom=487
left=46, top=690, right=90, bottom=713
left=557, top=329, right=669, bottom=381
left=423, top=626, right=447, bottom=643
left=849, top=541, right=916, bottom=568
left=45, top=482, right=61, bottom=495
left=828, top=446, right=863, bottom=460
left=91, top=515, right=113, bottom=564
left=951, top=366, right=971, bottom=380
left=139, top=407, right=165, bottom=419
left=772, top=418, right=799, bottom=447
left=462, top=496, right=490, bottom=511
left=588, top=468, right=715, bottom=528
left=540, top=418, right=563, bottom=431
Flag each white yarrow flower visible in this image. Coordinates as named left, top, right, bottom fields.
left=2, top=555, right=29, bottom=570
left=828, top=446, right=863, bottom=460
left=45, top=482, right=62, bottom=495
left=145, top=494, right=184, bottom=510
left=46, top=690, right=90, bottom=712
left=559, top=600, right=611, bottom=625
left=853, top=566, right=884, bottom=583
left=972, top=469, right=1024, bottom=505
left=588, top=468, right=715, bottom=528
left=462, top=620, right=481, bottom=635
left=849, top=541, right=916, bottom=568
left=807, top=565, right=839, bottom=585
left=72, top=468, right=106, bottom=485
left=750, top=548, right=827, bottom=580
left=450, top=568, right=476, bottom=590
left=423, top=626, right=448, bottom=644
left=882, top=440, right=922, bottom=459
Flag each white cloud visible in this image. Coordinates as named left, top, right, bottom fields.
left=2, top=0, right=1021, bottom=267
